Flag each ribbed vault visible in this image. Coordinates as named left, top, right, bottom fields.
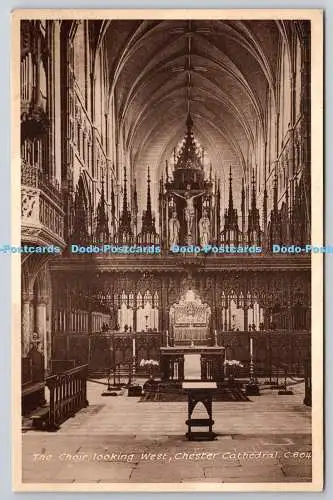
left=98, top=20, right=283, bottom=212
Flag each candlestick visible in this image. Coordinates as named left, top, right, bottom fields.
left=166, top=329, right=169, bottom=347
left=245, top=334, right=260, bottom=395
left=214, top=329, right=217, bottom=346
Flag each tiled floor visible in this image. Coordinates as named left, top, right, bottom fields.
left=21, top=381, right=312, bottom=484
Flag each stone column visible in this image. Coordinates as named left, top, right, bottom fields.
left=22, top=292, right=33, bottom=357
left=36, top=296, right=49, bottom=372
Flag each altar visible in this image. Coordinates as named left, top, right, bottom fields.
left=160, top=346, right=225, bottom=383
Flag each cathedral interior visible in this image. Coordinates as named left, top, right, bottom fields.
left=20, top=19, right=311, bottom=394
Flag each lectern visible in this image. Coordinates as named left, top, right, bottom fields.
left=182, top=381, right=217, bottom=440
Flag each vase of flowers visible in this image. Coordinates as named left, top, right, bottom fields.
left=223, top=359, right=244, bottom=379
left=139, top=359, right=159, bottom=379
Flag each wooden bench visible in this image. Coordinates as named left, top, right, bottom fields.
left=22, top=382, right=46, bottom=415
left=22, top=381, right=45, bottom=397
left=31, top=407, right=49, bottom=430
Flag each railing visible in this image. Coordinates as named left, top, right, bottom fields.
left=21, top=160, right=65, bottom=245
left=21, top=185, right=65, bottom=243
left=45, top=364, right=88, bottom=430
left=21, top=160, right=62, bottom=205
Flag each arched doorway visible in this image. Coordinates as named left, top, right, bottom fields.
left=169, top=289, right=211, bottom=346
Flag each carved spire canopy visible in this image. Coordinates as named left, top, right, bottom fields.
left=141, top=166, right=156, bottom=235
left=71, top=174, right=89, bottom=244
left=223, top=164, right=239, bottom=240
left=241, top=177, right=245, bottom=213
left=146, top=165, right=152, bottom=219
left=95, top=177, right=109, bottom=242
left=247, top=168, right=261, bottom=244
left=117, top=166, right=133, bottom=243
left=122, top=166, right=128, bottom=215
left=175, top=113, right=203, bottom=171
left=228, top=165, right=234, bottom=212
left=251, top=169, right=257, bottom=210
left=111, top=179, right=115, bottom=218
left=273, top=170, right=278, bottom=213
left=133, top=177, right=138, bottom=214
left=165, top=160, right=169, bottom=183
left=137, top=166, right=159, bottom=245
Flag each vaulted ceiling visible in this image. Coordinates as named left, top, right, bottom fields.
left=99, top=20, right=283, bottom=209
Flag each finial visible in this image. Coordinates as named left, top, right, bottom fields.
left=122, top=165, right=128, bottom=214
left=273, top=169, right=278, bottom=211
left=251, top=168, right=257, bottom=209
left=241, top=178, right=245, bottom=213
left=146, top=165, right=152, bottom=217
left=133, top=177, right=138, bottom=209
left=228, top=165, right=234, bottom=211
left=165, top=160, right=169, bottom=182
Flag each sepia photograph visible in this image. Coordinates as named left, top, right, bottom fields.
left=12, top=9, right=323, bottom=492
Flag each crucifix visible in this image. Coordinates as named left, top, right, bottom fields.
left=171, top=185, right=205, bottom=240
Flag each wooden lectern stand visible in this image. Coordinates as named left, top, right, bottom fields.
left=182, top=381, right=217, bottom=440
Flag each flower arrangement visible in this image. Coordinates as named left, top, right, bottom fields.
left=223, top=360, right=244, bottom=367
left=223, top=359, right=244, bottom=379
left=139, top=359, right=159, bottom=368
left=140, top=359, right=159, bottom=380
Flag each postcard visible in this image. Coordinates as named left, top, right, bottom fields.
left=12, top=8, right=323, bottom=491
